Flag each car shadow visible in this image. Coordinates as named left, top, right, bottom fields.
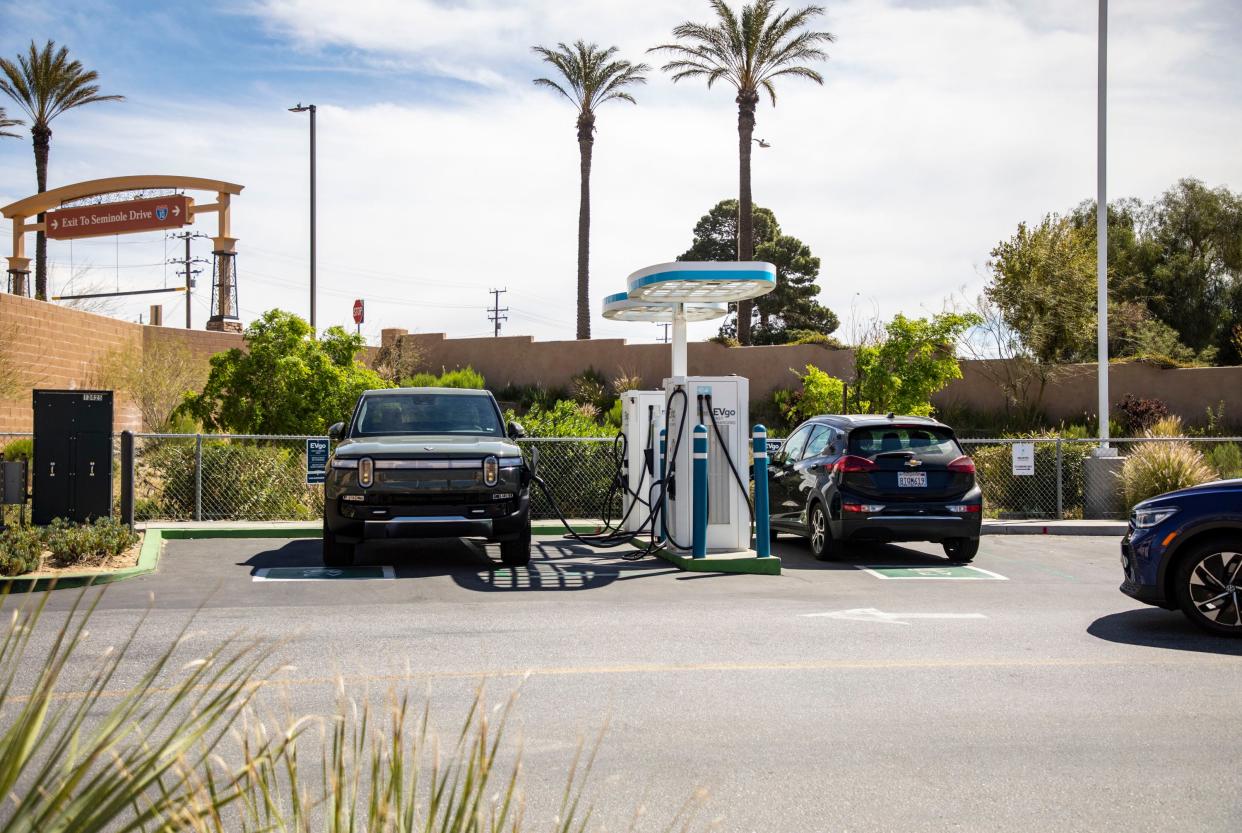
left=773, top=537, right=955, bottom=571
left=1087, top=608, right=1242, bottom=655
left=237, top=536, right=671, bottom=593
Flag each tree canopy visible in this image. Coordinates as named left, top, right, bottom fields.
left=986, top=178, right=1242, bottom=367
left=180, top=310, right=387, bottom=435
left=678, top=199, right=838, bottom=344
left=853, top=312, right=980, bottom=417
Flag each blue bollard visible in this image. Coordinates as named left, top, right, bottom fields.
left=753, top=424, right=771, bottom=557
left=692, top=424, right=709, bottom=558
left=658, top=428, right=667, bottom=542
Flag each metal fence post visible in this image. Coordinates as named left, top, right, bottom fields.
left=194, top=433, right=203, bottom=522
left=1055, top=438, right=1064, bottom=520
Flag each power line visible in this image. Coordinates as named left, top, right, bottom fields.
left=168, top=231, right=210, bottom=329
left=657, top=323, right=671, bottom=343
left=487, top=287, right=508, bottom=337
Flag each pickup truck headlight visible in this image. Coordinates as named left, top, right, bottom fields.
left=330, top=457, right=358, bottom=470
left=482, top=455, right=499, bottom=487
left=1132, top=506, right=1177, bottom=528
left=358, top=457, right=374, bottom=488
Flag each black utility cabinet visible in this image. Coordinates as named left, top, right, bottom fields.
left=32, top=390, right=114, bottom=525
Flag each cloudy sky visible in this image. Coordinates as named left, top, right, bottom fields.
left=0, top=0, right=1239, bottom=345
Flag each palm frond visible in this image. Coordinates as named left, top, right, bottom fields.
left=0, top=39, right=122, bottom=127
left=0, top=106, right=22, bottom=138
left=532, top=39, right=645, bottom=116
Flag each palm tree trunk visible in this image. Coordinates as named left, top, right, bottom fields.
left=576, top=113, right=595, bottom=340
left=736, top=92, right=759, bottom=345
left=32, top=125, right=50, bottom=301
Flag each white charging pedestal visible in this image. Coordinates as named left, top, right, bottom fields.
left=618, top=389, right=665, bottom=533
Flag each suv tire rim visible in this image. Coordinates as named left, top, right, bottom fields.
left=1188, top=550, right=1242, bottom=628
left=811, top=507, right=826, bottom=554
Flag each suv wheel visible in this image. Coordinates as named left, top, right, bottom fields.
left=322, top=522, right=354, bottom=568
left=1174, top=539, right=1242, bottom=637
left=808, top=503, right=836, bottom=561
left=500, top=526, right=532, bottom=567
left=943, top=537, right=980, bottom=563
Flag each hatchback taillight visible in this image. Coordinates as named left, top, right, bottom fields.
left=947, top=455, right=976, bottom=474
left=834, top=455, right=877, bottom=473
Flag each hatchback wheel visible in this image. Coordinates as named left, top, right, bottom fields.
left=808, top=503, right=836, bottom=561
left=942, top=537, right=979, bottom=563
left=1175, top=540, right=1242, bottom=637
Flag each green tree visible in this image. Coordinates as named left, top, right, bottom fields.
left=985, top=214, right=1097, bottom=364
left=180, top=310, right=387, bottom=434
left=0, top=41, right=123, bottom=300
left=532, top=41, right=648, bottom=340
left=0, top=105, right=21, bottom=138
left=651, top=0, right=833, bottom=345
left=853, top=312, right=980, bottom=417
left=678, top=199, right=837, bottom=343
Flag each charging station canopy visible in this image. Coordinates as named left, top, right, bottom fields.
left=601, top=291, right=726, bottom=322
left=626, top=261, right=776, bottom=303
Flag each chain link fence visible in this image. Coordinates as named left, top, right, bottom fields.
left=961, top=437, right=1242, bottom=519
left=5, top=430, right=1242, bottom=524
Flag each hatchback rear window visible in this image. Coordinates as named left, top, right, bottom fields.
left=848, top=426, right=960, bottom=459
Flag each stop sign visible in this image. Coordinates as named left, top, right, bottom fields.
left=352, top=299, right=364, bottom=325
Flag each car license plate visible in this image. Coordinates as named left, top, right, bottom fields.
left=897, top=471, right=927, bottom=488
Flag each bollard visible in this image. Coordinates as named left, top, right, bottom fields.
left=120, top=431, right=135, bottom=528
left=692, top=424, right=708, bottom=558
left=658, top=428, right=667, bottom=542
left=753, top=424, right=771, bottom=557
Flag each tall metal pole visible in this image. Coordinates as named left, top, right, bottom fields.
left=309, top=103, right=317, bottom=333
left=1096, top=0, right=1109, bottom=449
left=184, top=233, right=192, bottom=329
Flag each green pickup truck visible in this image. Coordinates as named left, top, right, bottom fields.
left=323, top=387, right=532, bottom=567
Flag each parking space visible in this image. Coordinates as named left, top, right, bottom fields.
left=33, top=531, right=1242, bottom=832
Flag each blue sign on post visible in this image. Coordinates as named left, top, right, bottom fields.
left=306, top=438, right=330, bottom=485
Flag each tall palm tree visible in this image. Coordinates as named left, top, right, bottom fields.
left=533, top=41, right=648, bottom=340
left=651, top=0, right=832, bottom=344
left=0, top=106, right=21, bottom=138
left=0, top=40, right=123, bottom=300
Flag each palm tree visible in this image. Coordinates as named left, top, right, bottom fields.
left=0, top=41, right=123, bottom=300
left=533, top=41, right=648, bottom=340
left=0, top=106, right=21, bottom=138
left=651, top=0, right=832, bottom=344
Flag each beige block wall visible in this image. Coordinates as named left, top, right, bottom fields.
left=0, top=293, right=243, bottom=434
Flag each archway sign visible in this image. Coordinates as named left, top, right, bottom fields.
left=604, top=261, right=776, bottom=377
left=1, top=175, right=245, bottom=332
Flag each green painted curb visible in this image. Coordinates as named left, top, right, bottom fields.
left=655, top=548, right=782, bottom=576
left=1, top=527, right=165, bottom=593
left=157, top=526, right=321, bottom=540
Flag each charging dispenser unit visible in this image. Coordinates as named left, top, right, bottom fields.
left=662, top=376, right=750, bottom=553
left=619, top=389, right=665, bottom=533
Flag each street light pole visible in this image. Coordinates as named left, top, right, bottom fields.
left=1096, top=0, right=1109, bottom=449
left=289, top=103, right=317, bottom=332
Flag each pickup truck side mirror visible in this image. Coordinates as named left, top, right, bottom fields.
left=328, top=422, right=345, bottom=441
left=507, top=421, right=526, bottom=439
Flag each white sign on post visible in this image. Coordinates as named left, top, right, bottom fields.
left=1011, top=442, right=1035, bottom=476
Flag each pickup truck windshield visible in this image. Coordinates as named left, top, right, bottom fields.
left=352, top=393, right=503, bottom=437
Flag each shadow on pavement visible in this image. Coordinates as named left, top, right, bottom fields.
left=1087, top=609, right=1242, bottom=655
left=774, top=537, right=956, bottom=572
left=238, top=536, right=673, bottom=593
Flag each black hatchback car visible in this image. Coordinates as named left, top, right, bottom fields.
left=766, top=415, right=982, bottom=561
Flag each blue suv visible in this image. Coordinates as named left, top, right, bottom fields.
left=1121, top=479, right=1242, bottom=636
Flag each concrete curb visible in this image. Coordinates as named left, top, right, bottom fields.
left=983, top=521, right=1127, bottom=536
left=1, top=528, right=164, bottom=592
left=655, top=548, right=782, bottom=576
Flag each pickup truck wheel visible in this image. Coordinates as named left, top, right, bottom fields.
left=322, top=523, right=354, bottom=568
left=500, top=530, right=532, bottom=567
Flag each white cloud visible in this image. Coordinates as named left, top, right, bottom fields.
left=1, top=0, right=1239, bottom=347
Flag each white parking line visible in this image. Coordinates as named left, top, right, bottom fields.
left=802, top=608, right=989, bottom=625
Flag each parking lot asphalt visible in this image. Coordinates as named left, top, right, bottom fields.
left=24, top=532, right=1242, bottom=832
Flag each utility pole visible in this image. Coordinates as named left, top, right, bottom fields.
left=488, top=288, right=509, bottom=337
left=657, top=323, right=671, bottom=343
left=167, top=231, right=209, bottom=329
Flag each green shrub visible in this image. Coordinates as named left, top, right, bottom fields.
left=494, top=382, right=569, bottom=412
left=1208, top=442, right=1242, bottom=479
left=43, top=518, right=139, bottom=568
left=507, top=400, right=613, bottom=438
left=0, top=525, right=43, bottom=576
left=1121, top=440, right=1217, bottom=509
left=2, top=437, right=32, bottom=462
left=570, top=366, right=614, bottom=413
left=400, top=365, right=485, bottom=389
left=785, top=329, right=845, bottom=348
left=774, top=365, right=844, bottom=425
